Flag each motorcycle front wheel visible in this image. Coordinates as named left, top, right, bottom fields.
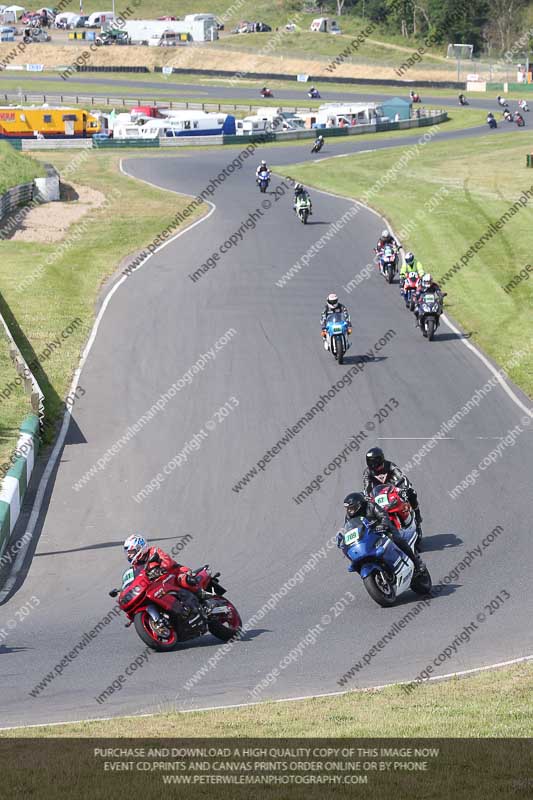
left=363, top=571, right=397, bottom=607
left=426, top=318, right=436, bottom=341
left=134, top=610, right=179, bottom=651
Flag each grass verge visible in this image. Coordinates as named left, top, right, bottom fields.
left=276, top=131, right=533, bottom=397
left=0, top=141, right=45, bottom=194
left=1, top=660, right=532, bottom=736
left=0, top=148, right=206, bottom=452
left=0, top=330, right=31, bottom=472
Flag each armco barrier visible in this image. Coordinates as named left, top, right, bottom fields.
left=76, top=65, right=150, bottom=73
left=0, top=181, right=33, bottom=223
left=0, top=414, right=39, bottom=559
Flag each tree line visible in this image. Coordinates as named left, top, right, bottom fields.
left=307, top=0, right=531, bottom=56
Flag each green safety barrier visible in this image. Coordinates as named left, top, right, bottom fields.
left=92, top=138, right=160, bottom=148
left=0, top=413, right=39, bottom=558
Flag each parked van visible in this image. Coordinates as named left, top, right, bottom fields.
left=55, top=11, right=79, bottom=28
left=148, top=30, right=186, bottom=46
left=310, top=17, right=340, bottom=33
left=85, top=11, right=114, bottom=27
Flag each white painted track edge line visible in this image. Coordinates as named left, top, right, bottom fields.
left=1, top=652, right=532, bottom=732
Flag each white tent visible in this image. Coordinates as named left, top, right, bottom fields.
left=4, top=5, right=26, bottom=12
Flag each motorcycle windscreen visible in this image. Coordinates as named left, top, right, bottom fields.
left=342, top=516, right=381, bottom=560
left=325, top=312, right=346, bottom=333
left=121, top=566, right=143, bottom=589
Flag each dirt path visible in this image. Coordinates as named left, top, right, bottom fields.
left=3, top=183, right=105, bottom=242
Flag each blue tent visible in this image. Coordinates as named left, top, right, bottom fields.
left=382, top=96, right=412, bottom=121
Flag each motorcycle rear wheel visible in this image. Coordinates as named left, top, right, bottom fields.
left=207, top=599, right=242, bottom=642
left=134, top=610, right=179, bottom=651
left=363, top=572, right=397, bottom=607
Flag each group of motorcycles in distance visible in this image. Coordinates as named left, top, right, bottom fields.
left=487, top=96, right=528, bottom=128
left=260, top=87, right=321, bottom=98
left=375, top=242, right=446, bottom=341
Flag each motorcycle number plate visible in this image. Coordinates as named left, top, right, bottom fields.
left=374, top=492, right=389, bottom=505
left=343, top=530, right=360, bottom=545
left=424, top=294, right=435, bottom=303
left=332, top=326, right=343, bottom=332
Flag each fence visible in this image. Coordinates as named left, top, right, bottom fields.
left=0, top=182, right=34, bottom=223
left=0, top=92, right=316, bottom=115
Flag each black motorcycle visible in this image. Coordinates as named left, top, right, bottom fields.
left=487, top=116, right=497, bottom=129
left=417, top=291, right=445, bottom=341
left=458, top=94, right=469, bottom=106
left=311, top=138, right=324, bottom=153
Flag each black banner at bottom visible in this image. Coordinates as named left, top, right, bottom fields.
left=1, top=738, right=531, bottom=798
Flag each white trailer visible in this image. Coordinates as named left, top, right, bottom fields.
left=122, top=17, right=217, bottom=43
left=85, top=10, right=114, bottom=27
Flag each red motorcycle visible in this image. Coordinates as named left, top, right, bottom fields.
left=371, top=483, right=420, bottom=547
left=401, top=272, right=420, bottom=311
left=109, top=561, right=242, bottom=652
left=260, top=87, right=273, bottom=98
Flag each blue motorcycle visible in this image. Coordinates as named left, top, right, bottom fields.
left=257, top=171, right=270, bottom=193
left=337, top=515, right=431, bottom=607
left=323, top=312, right=351, bottom=364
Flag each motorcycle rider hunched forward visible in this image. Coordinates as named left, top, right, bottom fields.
left=362, top=447, right=423, bottom=537
left=341, top=492, right=424, bottom=573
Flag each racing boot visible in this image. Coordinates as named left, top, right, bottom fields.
left=414, top=506, right=423, bottom=538
left=413, top=554, right=426, bottom=575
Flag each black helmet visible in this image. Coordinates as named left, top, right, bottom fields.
left=366, top=446, right=385, bottom=472
left=343, top=492, right=366, bottom=519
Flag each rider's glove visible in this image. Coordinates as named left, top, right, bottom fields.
left=185, top=573, right=199, bottom=587
left=336, top=531, right=344, bottom=548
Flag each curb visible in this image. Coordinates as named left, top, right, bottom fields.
left=0, top=414, right=39, bottom=558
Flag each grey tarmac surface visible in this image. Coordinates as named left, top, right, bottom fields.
left=0, top=71, right=515, bottom=112
left=0, top=134, right=531, bottom=728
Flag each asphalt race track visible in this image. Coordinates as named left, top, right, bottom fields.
left=0, top=133, right=532, bottom=728
left=0, top=70, right=522, bottom=113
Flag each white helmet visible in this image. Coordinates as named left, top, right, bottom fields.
left=327, top=293, right=339, bottom=310
left=422, top=273, right=432, bottom=289
left=260, top=160, right=266, bottom=166
left=404, top=251, right=414, bottom=265
left=381, top=229, right=389, bottom=238
left=124, top=534, right=147, bottom=564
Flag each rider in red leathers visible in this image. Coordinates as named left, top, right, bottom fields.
left=123, top=535, right=205, bottom=610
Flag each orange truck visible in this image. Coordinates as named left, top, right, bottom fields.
left=0, top=106, right=101, bottom=138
